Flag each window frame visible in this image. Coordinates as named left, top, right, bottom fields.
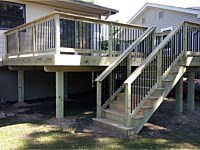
left=159, top=11, right=164, bottom=19
left=0, top=1, right=26, bottom=30
left=142, top=16, right=146, bottom=24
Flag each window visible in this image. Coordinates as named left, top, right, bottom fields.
left=0, top=1, right=25, bottom=29
left=159, top=11, right=164, bottom=19
left=161, top=27, right=173, bottom=33
left=142, top=17, right=146, bottom=24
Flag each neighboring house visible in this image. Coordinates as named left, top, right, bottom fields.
left=127, top=3, right=200, bottom=43
left=0, top=0, right=118, bottom=101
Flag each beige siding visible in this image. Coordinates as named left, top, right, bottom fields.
left=25, top=3, right=55, bottom=23
left=132, top=7, right=198, bottom=33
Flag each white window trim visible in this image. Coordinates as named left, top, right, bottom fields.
left=161, top=27, right=173, bottom=32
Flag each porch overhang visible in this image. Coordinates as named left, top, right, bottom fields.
left=21, top=0, right=119, bottom=18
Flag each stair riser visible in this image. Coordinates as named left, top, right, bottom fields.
left=131, top=118, right=143, bottom=127
left=161, top=80, right=172, bottom=88
left=110, top=103, right=125, bottom=112
left=117, top=93, right=145, bottom=101
left=136, top=107, right=151, bottom=116
left=102, top=111, right=125, bottom=123
left=93, top=119, right=135, bottom=138
left=151, top=89, right=164, bottom=97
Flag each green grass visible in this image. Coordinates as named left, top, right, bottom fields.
left=0, top=122, right=199, bottom=149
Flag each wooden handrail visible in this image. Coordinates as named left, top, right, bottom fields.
left=5, top=11, right=147, bottom=35
left=95, top=27, right=155, bottom=82
left=124, top=22, right=186, bottom=84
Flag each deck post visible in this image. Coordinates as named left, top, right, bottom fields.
left=127, top=53, right=132, bottom=77
left=125, top=83, right=132, bottom=127
left=157, top=50, right=162, bottom=86
left=64, top=72, right=69, bottom=101
left=56, top=71, right=64, bottom=118
left=54, top=14, right=60, bottom=54
left=18, top=70, right=24, bottom=102
left=108, top=23, right=113, bottom=57
left=96, top=81, right=102, bottom=118
left=187, top=71, right=195, bottom=112
left=175, top=76, right=183, bottom=114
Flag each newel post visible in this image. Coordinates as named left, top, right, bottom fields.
left=108, top=23, right=113, bottom=57
left=183, top=22, right=188, bottom=53
left=157, top=50, right=162, bottom=86
left=33, top=23, right=36, bottom=56
left=16, top=29, right=20, bottom=55
left=127, top=53, right=132, bottom=77
left=54, top=14, right=60, bottom=54
left=96, top=81, right=102, bottom=118
left=125, top=83, right=132, bottom=127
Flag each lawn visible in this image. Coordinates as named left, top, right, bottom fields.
left=0, top=98, right=200, bottom=149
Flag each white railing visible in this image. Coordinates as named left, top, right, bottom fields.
left=5, top=12, right=147, bottom=58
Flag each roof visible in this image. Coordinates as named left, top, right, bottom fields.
left=128, top=3, right=200, bottom=24
left=21, top=0, right=119, bottom=17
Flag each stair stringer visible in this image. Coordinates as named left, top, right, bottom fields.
left=133, top=53, right=186, bottom=134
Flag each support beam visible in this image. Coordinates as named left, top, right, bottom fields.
left=187, top=71, right=195, bottom=112
left=64, top=72, right=69, bottom=101
left=175, top=76, right=183, bottom=114
left=56, top=71, right=64, bottom=118
left=18, top=70, right=24, bottom=102
left=96, top=81, right=102, bottom=118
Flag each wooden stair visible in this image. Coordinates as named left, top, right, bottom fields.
left=93, top=57, right=186, bottom=138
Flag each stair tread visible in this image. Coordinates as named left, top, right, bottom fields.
left=149, top=96, right=159, bottom=99
left=104, top=109, right=125, bottom=116
left=142, top=105, right=152, bottom=109
left=93, top=118, right=134, bottom=130
left=163, top=79, right=172, bottom=82
left=171, top=71, right=179, bottom=73
left=134, top=115, right=144, bottom=120
left=156, top=87, right=165, bottom=90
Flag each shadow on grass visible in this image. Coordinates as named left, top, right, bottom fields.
left=20, top=124, right=200, bottom=149
left=1, top=97, right=200, bottom=149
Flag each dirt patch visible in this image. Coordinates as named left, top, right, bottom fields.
left=1, top=97, right=200, bottom=140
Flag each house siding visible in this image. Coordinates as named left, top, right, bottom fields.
left=0, top=1, right=96, bottom=101
left=132, top=7, right=198, bottom=33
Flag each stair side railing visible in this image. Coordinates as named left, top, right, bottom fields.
left=123, top=21, right=191, bottom=127
left=95, top=27, right=156, bottom=118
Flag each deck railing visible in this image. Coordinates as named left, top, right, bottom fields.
left=5, top=12, right=147, bottom=58
left=95, top=27, right=156, bottom=118
left=95, top=21, right=200, bottom=127
left=124, top=21, right=200, bottom=126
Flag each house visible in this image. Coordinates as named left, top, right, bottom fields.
left=1, top=0, right=200, bottom=138
left=127, top=3, right=200, bottom=43
left=0, top=0, right=119, bottom=102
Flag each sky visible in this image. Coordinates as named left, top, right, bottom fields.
left=94, top=0, right=200, bottom=23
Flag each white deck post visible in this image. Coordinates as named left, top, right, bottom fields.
left=175, top=76, right=183, bottom=114
left=18, top=70, right=24, bottom=102
left=54, top=14, right=60, bottom=54
left=108, top=23, right=113, bottom=57
left=96, top=81, right=102, bottom=118
left=56, top=71, right=64, bottom=118
left=64, top=72, right=69, bottom=101
left=125, top=83, right=132, bottom=127
left=187, top=71, right=195, bottom=112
